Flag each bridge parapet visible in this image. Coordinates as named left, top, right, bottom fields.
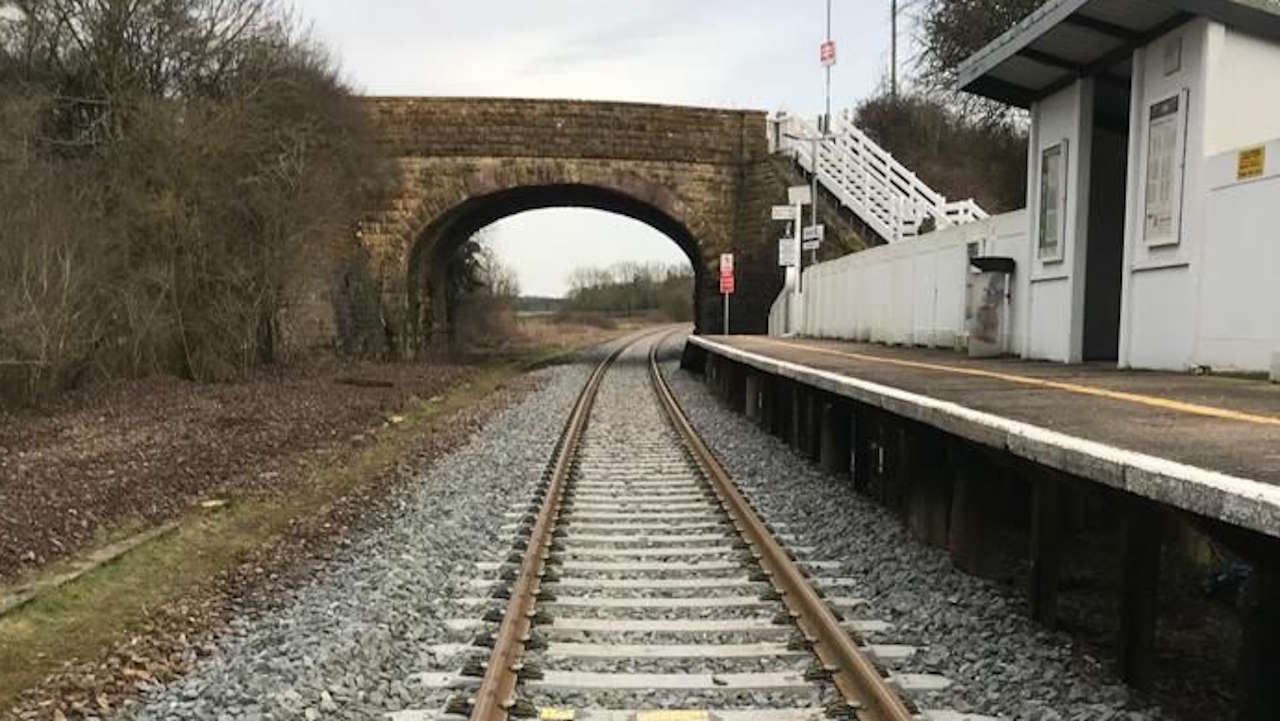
left=365, top=97, right=766, bottom=164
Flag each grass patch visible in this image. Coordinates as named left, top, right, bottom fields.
left=0, top=358, right=530, bottom=707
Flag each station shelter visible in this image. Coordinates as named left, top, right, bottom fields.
left=954, top=0, right=1280, bottom=373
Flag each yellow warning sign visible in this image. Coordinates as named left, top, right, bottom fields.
left=1238, top=145, right=1266, bottom=180
left=635, top=712, right=710, bottom=721
left=539, top=709, right=575, bottom=721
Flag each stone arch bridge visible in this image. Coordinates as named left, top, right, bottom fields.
left=315, top=97, right=864, bottom=354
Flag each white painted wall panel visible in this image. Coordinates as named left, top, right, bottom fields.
left=1025, top=81, right=1091, bottom=362
left=891, top=255, right=914, bottom=344
left=1207, top=29, right=1280, bottom=155
left=934, top=245, right=968, bottom=350
left=1120, top=21, right=1210, bottom=369
left=1195, top=142, right=1280, bottom=372
left=911, top=253, right=937, bottom=345
left=1127, top=267, right=1197, bottom=370
left=1027, top=278, right=1071, bottom=361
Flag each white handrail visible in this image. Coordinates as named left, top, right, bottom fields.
left=771, top=110, right=986, bottom=244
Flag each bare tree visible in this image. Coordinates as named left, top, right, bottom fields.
left=0, top=0, right=383, bottom=403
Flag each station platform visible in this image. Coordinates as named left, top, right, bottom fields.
left=689, top=334, right=1280, bottom=540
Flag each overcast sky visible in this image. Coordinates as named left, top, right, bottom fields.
left=299, top=1, right=909, bottom=296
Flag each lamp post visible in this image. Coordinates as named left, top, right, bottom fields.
left=891, top=0, right=898, bottom=98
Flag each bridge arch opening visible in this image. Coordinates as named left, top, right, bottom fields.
left=407, top=183, right=709, bottom=350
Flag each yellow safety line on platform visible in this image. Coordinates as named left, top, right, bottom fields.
left=750, top=338, right=1280, bottom=427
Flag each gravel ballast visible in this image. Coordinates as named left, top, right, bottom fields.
left=658, top=333, right=1171, bottom=721
left=116, top=358, right=598, bottom=721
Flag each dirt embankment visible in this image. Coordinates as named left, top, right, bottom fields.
left=0, top=359, right=474, bottom=582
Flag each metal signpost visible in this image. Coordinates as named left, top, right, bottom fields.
left=810, top=1, right=835, bottom=276
left=775, top=186, right=811, bottom=292
left=719, top=253, right=734, bottom=335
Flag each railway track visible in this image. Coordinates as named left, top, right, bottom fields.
left=417, top=330, right=985, bottom=721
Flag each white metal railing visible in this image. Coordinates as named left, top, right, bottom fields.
left=770, top=110, right=987, bottom=243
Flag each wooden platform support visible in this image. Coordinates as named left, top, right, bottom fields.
left=788, top=384, right=806, bottom=452
left=1239, top=560, right=1280, bottom=721
left=806, top=392, right=822, bottom=462
left=759, top=375, right=777, bottom=433
left=1118, top=499, right=1163, bottom=690
left=743, top=372, right=760, bottom=421
left=905, top=429, right=950, bottom=548
left=793, top=387, right=821, bottom=461
left=733, top=363, right=747, bottom=412
left=774, top=379, right=793, bottom=443
left=850, top=405, right=869, bottom=494
left=887, top=423, right=913, bottom=517
left=819, top=398, right=852, bottom=476
left=947, top=443, right=990, bottom=576
left=1029, top=470, right=1064, bottom=628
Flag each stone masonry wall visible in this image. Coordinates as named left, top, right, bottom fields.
left=293, top=97, right=796, bottom=353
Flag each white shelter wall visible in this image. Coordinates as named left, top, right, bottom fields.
left=787, top=211, right=1028, bottom=356
left=1194, top=139, right=1280, bottom=372
left=1207, top=28, right=1280, bottom=155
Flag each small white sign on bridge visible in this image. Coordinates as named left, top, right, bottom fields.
left=771, top=205, right=797, bottom=221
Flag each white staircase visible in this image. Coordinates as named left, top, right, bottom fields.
left=770, top=110, right=986, bottom=243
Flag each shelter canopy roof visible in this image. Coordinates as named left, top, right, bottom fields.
left=954, top=0, right=1280, bottom=107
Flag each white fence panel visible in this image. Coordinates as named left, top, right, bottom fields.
left=769, top=210, right=1029, bottom=355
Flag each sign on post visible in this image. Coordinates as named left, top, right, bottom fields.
left=820, top=40, right=836, bottom=67
left=771, top=205, right=797, bottom=221
left=778, top=237, right=799, bottom=267
left=719, top=253, right=734, bottom=335
left=719, top=253, right=735, bottom=295
left=802, top=224, right=824, bottom=251
left=788, top=185, right=813, bottom=205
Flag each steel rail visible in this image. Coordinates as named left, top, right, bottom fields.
left=468, top=338, right=624, bottom=720
left=469, top=329, right=664, bottom=721
left=646, top=333, right=917, bottom=721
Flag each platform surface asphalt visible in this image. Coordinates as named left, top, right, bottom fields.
left=693, top=335, right=1280, bottom=535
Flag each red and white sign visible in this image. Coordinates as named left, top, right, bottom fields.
left=719, top=253, right=735, bottom=294
left=719, top=274, right=735, bottom=295
left=820, top=40, right=836, bottom=67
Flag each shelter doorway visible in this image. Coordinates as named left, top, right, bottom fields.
left=1082, top=81, right=1129, bottom=362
